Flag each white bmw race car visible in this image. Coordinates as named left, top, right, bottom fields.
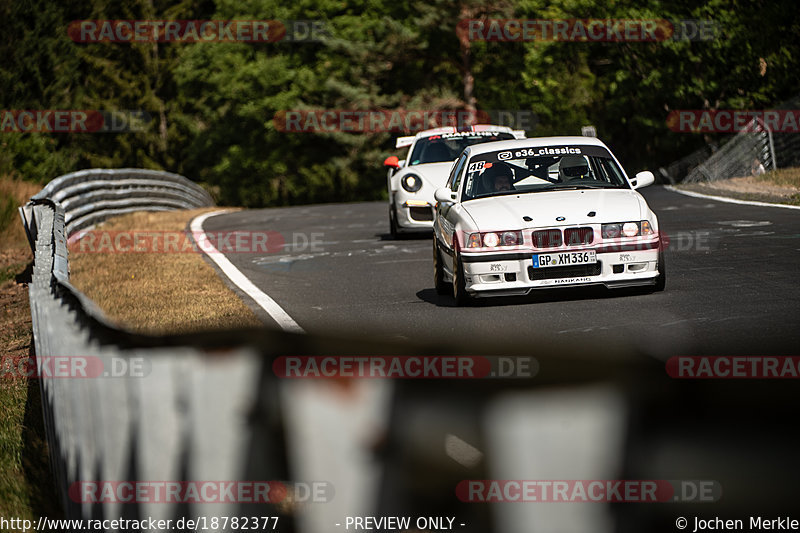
left=432, top=136, right=665, bottom=305
left=383, top=125, right=525, bottom=237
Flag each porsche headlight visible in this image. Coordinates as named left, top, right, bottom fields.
left=401, top=173, right=422, bottom=192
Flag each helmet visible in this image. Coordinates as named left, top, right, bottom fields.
left=558, top=155, right=590, bottom=181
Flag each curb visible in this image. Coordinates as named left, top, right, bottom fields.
left=664, top=185, right=800, bottom=211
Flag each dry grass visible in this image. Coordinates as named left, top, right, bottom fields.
left=0, top=175, right=57, bottom=520
left=0, top=269, right=36, bottom=521
left=0, top=176, right=41, bottom=251
left=756, top=167, right=800, bottom=188
left=68, top=208, right=264, bottom=335
left=678, top=167, right=800, bottom=206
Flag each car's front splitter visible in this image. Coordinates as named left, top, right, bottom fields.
left=460, top=248, right=660, bottom=296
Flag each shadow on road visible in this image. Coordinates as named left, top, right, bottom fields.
left=376, top=232, right=432, bottom=242
left=416, top=285, right=657, bottom=308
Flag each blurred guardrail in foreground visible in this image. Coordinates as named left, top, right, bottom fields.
left=19, top=169, right=798, bottom=533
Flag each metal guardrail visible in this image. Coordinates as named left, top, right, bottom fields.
left=661, top=93, right=800, bottom=183
left=20, top=170, right=295, bottom=524
left=20, top=169, right=796, bottom=532
left=19, top=168, right=215, bottom=242
left=682, top=118, right=776, bottom=183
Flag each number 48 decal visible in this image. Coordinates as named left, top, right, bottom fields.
left=468, top=161, right=486, bottom=172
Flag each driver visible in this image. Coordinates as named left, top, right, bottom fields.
left=558, top=155, right=590, bottom=181
left=482, top=162, right=514, bottom=192
left=494, top=173, right=512, bottom=192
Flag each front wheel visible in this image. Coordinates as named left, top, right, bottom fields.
left=389, top=205, right=399, bottom=239
left=433, top=237, right=448, bottom=295
left=452, top=243, right=472, bottom=306
left=653, top=249, right=666, bottom=292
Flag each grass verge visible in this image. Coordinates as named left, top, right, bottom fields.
left=67, top=208, right=263, bottom=334
left=0, top=175, right=60, bottom=523
left=676, top=167, right=800, bottom=206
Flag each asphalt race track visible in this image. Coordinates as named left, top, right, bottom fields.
left=202, top=186, right=800, bottom=359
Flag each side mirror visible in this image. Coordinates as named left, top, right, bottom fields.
left=434, top=188, right=456, bottom=203
left=631, top=171, right=655, bottom=189
left=383, top=156, right=400, bottom=169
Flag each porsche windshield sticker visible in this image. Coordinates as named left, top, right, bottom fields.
left=440, top=131, right=502, bottom=138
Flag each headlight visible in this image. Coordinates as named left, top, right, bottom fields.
left=483, top=232, right=500, bottom=247
left=622, top=222, right=639, bottom=237
left=601, top=221, right=654, bottom=238
left=401, top=173, right=422, bottom=192
left=602, top=223, right=622, bottom=239
left=501, top=231, right=520, bottom=246
left=465, top=231, right=523, bottom=248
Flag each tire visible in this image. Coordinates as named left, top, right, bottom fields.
left=433, top=237, right=448, bottom=295
left=653, top=249, right=666, bottom=292
left=389, top=205, right=399, bottom=239
left=452, top=242, right=472, bottom=306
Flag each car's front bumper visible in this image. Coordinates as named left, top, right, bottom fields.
left=393, top=192, right=435, bottom=232
left=460, top=242, right=661, bottom=297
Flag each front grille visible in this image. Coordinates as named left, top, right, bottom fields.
left=528, top=262, right=602, bottom=280
left=532, top=229, right=562, bottom=248
left=409, top=206, right=433, bottom=221
left=564, top=227, right=594, bottom=245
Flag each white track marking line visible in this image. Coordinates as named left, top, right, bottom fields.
left=190, top=210, right=305, bottom=333
left=665, top=185, right=800, bottom=210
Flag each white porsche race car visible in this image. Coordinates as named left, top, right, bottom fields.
left=432, top=136, right=665, bottom=305
left=383, top=125, right=525, bottom=237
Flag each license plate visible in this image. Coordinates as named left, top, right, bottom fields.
left=532, top=250, right=597, bottom=268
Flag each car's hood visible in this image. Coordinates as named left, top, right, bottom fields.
left=462, top=189, right=646, bottom=230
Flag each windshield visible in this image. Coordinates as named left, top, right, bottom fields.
left=408, top=131, right=515, bottom=165
left=461, top=144, right=630, bottom=201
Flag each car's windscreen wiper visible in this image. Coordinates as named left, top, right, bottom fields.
left=469, top=184, right=617, bottom=200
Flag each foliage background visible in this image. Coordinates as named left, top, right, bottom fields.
left=1, top=0, right=799, bottom=206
